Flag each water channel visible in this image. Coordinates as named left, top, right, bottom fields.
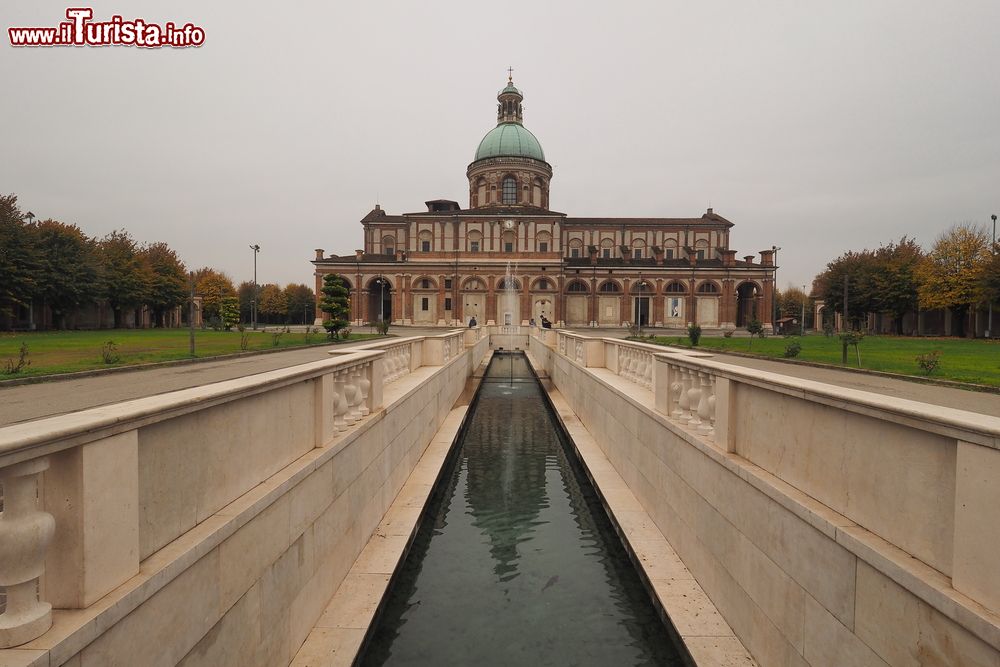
left=360, top=353, right=687, bottom=666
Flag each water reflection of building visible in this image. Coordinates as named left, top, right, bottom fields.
left=312, top=75, right=777, bottom=331
left=462, top=378, right=551, bottom=580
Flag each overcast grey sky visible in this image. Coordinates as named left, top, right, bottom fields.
left=4, top=1, right=999, bottom=292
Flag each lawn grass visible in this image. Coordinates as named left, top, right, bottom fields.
left=0, top=329, right=382, bottom=379
left=648, top=334, right=1000, bottom=387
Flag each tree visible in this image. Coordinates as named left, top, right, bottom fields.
left=98, top=230, right=151, bottom=328
left=139, top=242, right=187, bottom=327
left=813, top=250, right=879, bottom=330
left=872, top=237, right=922, bottom=334
left=220, top=296, right=240, bottom=330
left=30, top=219, right=100, bottom=328
left=193, top=268, right=236, bottom=321
left=984, top=243, right=1000, bottom=310
left=320, top=274, right=350, bottom=339
left=283, top=283, right=315, bottom=324
left=0, top=194, right=41, bottom=317
left=915, top=224, right=990, bottom=337
left=778, top=286, right=808, bottom=317
left=258, top=283, right=287, bottom=324
left=237, top=281, right=256, bottom=324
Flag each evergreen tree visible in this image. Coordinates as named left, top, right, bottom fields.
left=320, top=274, right=350, bottom=339
left=220, top=296, right=240, bottom=330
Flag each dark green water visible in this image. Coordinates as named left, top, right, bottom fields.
left=360, top=354, right=686, bottom=666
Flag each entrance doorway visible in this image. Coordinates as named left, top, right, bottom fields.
left=368, top=278, right=392, bottom=323
left=633, top=297, right=650, bottom=326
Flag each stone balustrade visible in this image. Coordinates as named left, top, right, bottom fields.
left=531, top=330, right=1000, bottom=665
left=0, top=350, right=387, bottom=649
left=604, top=339, right=656, bottom=390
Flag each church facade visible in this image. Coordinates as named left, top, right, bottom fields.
left=312, top=77, right=776, bottom=329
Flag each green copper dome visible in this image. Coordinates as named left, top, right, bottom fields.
left=474, top=123, right=546, bottom=162
left=500, top=82, right=522, bottom=96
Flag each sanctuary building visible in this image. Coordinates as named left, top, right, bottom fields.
left=313, top=76, right=776, bottom=329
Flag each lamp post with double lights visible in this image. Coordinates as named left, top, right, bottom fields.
left=771, top=245, right=781, bottom=332
left=249, top=244, right=260, bottom=330
left=989, top=214, right=997, bottom=339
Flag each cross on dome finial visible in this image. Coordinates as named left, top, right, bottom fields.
left=507, top=66, right=513, bottom=82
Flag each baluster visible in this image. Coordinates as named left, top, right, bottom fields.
left=0, top=458, right=56, bottom=648
left=687, top=371, right=702, bottom=429
left=635, top=353, right=647, bottom=387
left=344, top=367, right=360, bottom=423
left=358, top=363, right=372, bottom=416
left=670, top=370, right=685, bottom=421
left=697, top=372, right=713, bottom=436
left=333, top=371, right=347, bottom=431
left=706, top=380, right=717, bottom=441
left=677, top=367, right=692, bottom=422
left=643, top=353, right=653, bottom=389
left=393, top=348, right=403, bottom=381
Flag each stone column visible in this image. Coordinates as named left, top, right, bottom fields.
left=486, top=275, right=496, bottom=326
left=437, top=275, right=447, bottom=326
left=521, top=277, right=531, bottom=325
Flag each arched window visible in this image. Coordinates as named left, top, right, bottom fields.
left=599, top=281, right=621, bottom=293
left=600, top=239, right=614, bottom=259
left=382, top=236, right=395, bottom=256
left=536, top=231, right=551, bottom=253
left=567, top=280, right=589, bottom=293
left=631, top=281, right=653, bottom=294
left=697, top=281, right=720, bottom=294
left=568, top=238, right=584, bottom=259
left=502, top=177, right=517, bottom=204
left=468, top=230, right=482, bottom=253
left=665, top=281, right=686, bottom=293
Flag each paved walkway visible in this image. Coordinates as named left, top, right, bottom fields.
left=565, top=327, right=1000, bottom=417
left=0, top=328, right=446, bottom=426
left=2, top=327, right=997, bottom=425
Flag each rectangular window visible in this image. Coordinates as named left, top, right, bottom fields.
left=697, top=250, right=706, bottom=260
left=421, top=241, right=430, bottom=252
left=444, top=297, right=452, bottom=311
left=666, top=249, right=674, bottom=259
left=504, top=242, right=514, bottom=252
left=385, top=246, right=394, bottom=256
left=633, top=249, right=642, bottom=259
left=421, top=297, right=429, bottom=311
left=602, top=248, right=611, bottom=259
left=470, top=241, right=480, bottom=252
left=444, top=279, right=452, bottom=289
left=421, top=279, right=429, bottom=289
left=539, top=242, right=548, bottom=252
left=570, top=248, right=580, bottom=258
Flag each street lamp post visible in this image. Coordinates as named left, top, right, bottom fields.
left=772, top=245, right=781, bottom=332
left=249, top=244, right=260, bottom=330
left=801, top=284, right=807, bottom=336
left=989, top=214, right=997, bottom=339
